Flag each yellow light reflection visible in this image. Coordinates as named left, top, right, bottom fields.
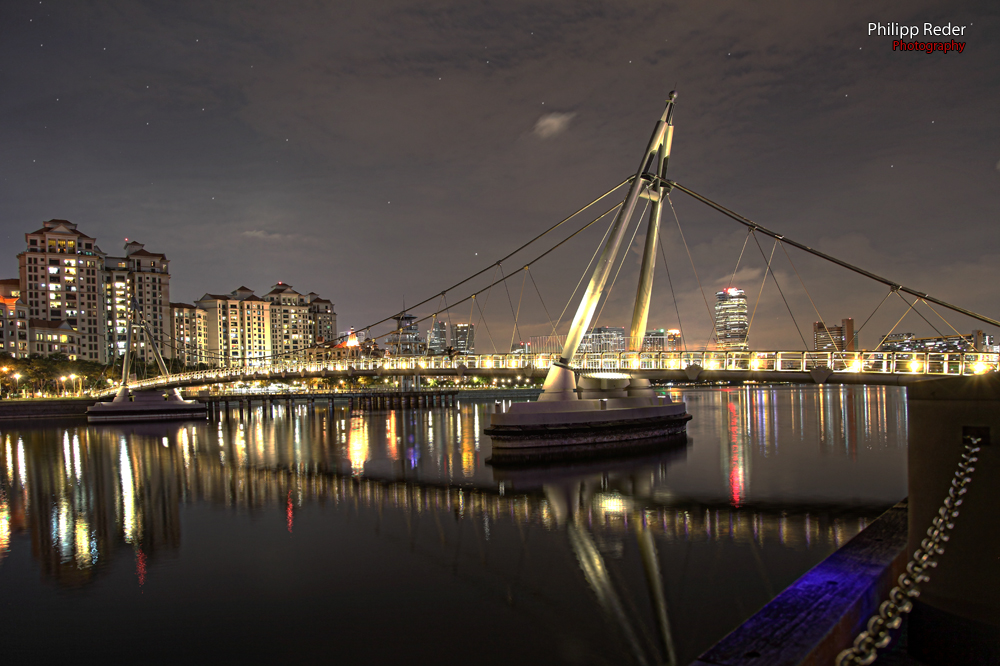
left=347, top=414, right=369, bottom=475
left=74, top=519, right=91, bottom=567
left=119, top=441, right=139, bottom=543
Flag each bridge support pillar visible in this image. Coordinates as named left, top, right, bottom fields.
left=906, top=374, right=1000, bottom=665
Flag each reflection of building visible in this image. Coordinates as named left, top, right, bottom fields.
left=813, top=318, right=855, bottom=352
left=878, top=330, right=987, bottom=352
left=451, top=323, right=475, bottom=354
left=427, top=320, right=448, bottom=354
left=715, top=288, right=748, bottom=350
left=388, top=314, right=426, bottom=356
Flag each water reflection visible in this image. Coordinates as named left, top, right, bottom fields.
left=0, top=388, right=905, bottom=664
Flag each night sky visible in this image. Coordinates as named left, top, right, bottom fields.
left=3, top=1, right=998, bottom=350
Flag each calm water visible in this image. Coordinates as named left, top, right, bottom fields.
left=0, top=385, right=908, bottom=665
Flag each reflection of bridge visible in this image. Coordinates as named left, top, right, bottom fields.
left=100, top=349, right=999, bottom=396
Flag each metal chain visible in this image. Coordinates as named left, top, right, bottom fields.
left=835, top=438, right=982, bottom=666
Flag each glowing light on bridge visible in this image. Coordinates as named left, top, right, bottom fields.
left=908, top=360, right=922, bottom=372
left=974, top=361, right=988, bottom=374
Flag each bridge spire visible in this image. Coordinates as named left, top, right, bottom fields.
left=540, top=93, right=679, bottom=401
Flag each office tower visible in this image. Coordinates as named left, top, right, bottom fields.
left=451, top=322, right=475, bottom=354
left=714, top=288, right=749, bottom=350
left=427, top=320, right=448, bottom=354
left=813, top=318, right=855, bottom=352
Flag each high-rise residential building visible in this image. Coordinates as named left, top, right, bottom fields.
left=714, top=288, right=749, bottom=350
left=427, top=320, right=448, bottom=354
left=102, top=241, right=171, bottom=365
left=263, top=283, right=311, bottom=361
left=305, top=292, right=337, bottom=344
left=196, top=288, right=272, bottom=367
left=813, top=318, right=855, bottom=352
left=17, top=220, right=104, bottom=361
left=451, top=322, right=475, bottom=354
left=0, top=294, right=28, bottom=358
left=169, top=303, right=209, bottom=367
left=388, top=314, right=425, bottom=355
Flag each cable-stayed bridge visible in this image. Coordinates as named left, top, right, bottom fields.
left=105, top=94, right=999, bottom=399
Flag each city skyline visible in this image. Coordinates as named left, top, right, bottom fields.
left=2, top=1, right=997, bottom=350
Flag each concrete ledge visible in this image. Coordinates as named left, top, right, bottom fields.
left=693, top=499, right=909, bottom=666
left=0, top=398, right=97, bottom=420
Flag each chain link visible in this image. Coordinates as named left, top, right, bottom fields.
left=835, top=438, right=982, bottom=666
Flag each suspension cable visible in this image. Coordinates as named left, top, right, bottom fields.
left=893, top=292, right=957, bottom=347
left=527, top=267, right=559, bottom=340
left=508, top=267, right=528, bottom=353
left=751, top=234, right=809, bottom=350
left=918, top=298, right=978, bottom=351
left=667, top=194, right=717, bottom=350
left=780, top=243, right=847, bottom=365
left=665, top=179, right=1000, bottom=329
left=594, top=190, right=650, bottom=329
left=554, top=204, right=623, bottom=332
left=873, top=295, right=918, bottom=351
left=350, top=179, right=631, bottom=341
left=657, top=228, right=687, bottom=352
left=746, top=235, right=777, bottom=346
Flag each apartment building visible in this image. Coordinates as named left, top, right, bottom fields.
left=196, top=288, right=272, bottom=367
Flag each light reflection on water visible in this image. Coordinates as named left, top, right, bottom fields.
left=0, top=386, right=907, bottom=665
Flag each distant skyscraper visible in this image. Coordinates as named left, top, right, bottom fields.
left=451, top=323, right=475, bottom=354
left=813, top=318, right=855, bottom=352
left=643, top=328, right=682, bottom=351
left=714, top=288, right=748, bottom=350
left=427, top=320, right=447, bottom=354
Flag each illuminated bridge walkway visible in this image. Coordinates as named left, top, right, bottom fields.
left=100, top=349, right=1000, bottom=396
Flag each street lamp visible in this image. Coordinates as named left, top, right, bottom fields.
left=60, top=376, right=67, bottom=397
left=12, top=373, right=20, bottom=398
left=70, top=374, right=78, bottom=396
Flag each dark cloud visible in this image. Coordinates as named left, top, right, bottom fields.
left=1, top=0, right=997, bottom=349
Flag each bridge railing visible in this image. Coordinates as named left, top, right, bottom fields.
left=98, top=350, right=1000, bottom=396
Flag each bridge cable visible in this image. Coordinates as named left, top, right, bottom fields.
left=507, top=268, right=528, bottom=353
left=914, top=298, right=977, bottom=351
left=526, top=267, right=559, bottom=341
left=553, top=203, right=623, bottom=334
left=745, top=235, right=778, bottom=348
left=364, top=202, right=627, bottom=344
left=656, top=228, right=687, bottom=352
left=873, top=298, right=918, bottom=351
left=853, top=287, right=895, bottom=345
left=594, top=191, right=650, bottom=330
left=348, top=178, right=631, bottom=343
left=664, top=179, right=1000, bottom=329
left=779, top=243, right=848, bottom=365
left=726, top=228, right=754, bottom=292
left=892, top=292, right=963, bottom=349
left=666, top=194, right=718, bottom=350
left=475, top=290, right=499, bottom=354
left=749, top=235, right=810, bottom=350
left=498, top=262, right=524, bottom=352
left=474, top=264, right=501, bottom=352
